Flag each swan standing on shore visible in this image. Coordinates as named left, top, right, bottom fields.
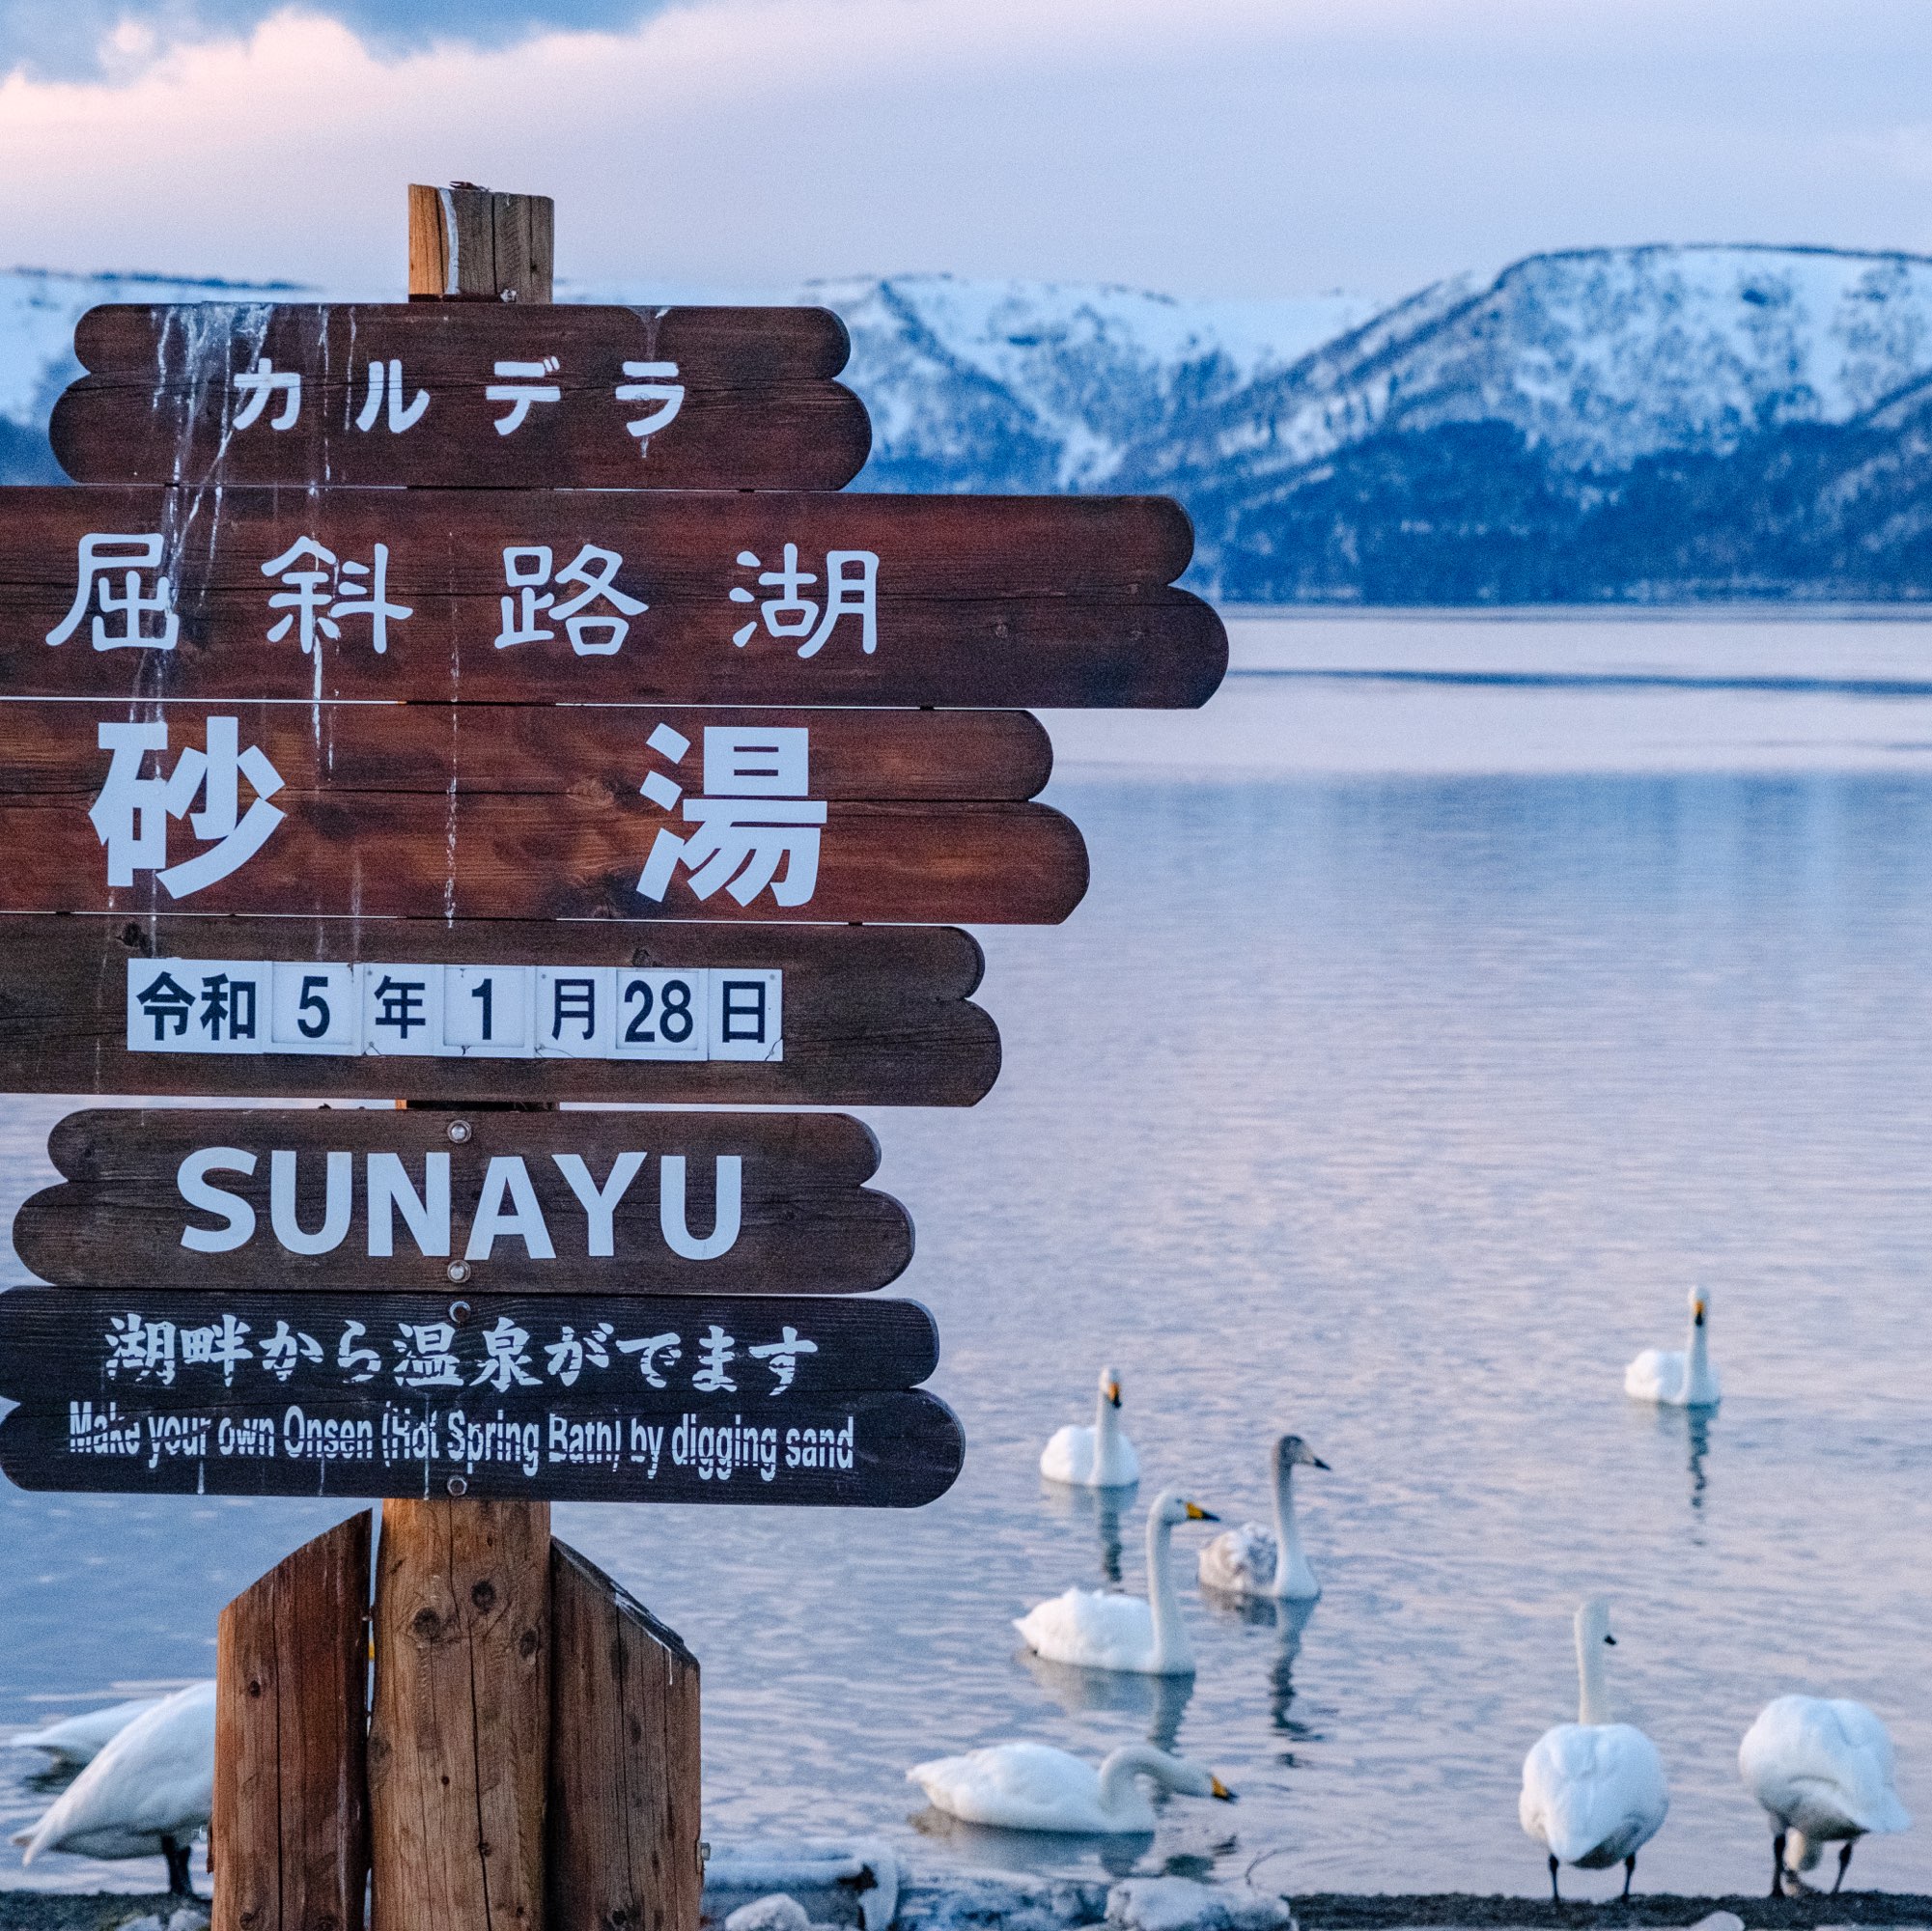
left=14, top=1680, right=215, bottom=1896
left=1519, top=1599, right=1669, bottom=1901
left=1041, top=1366, right=1140, bottom=1488
left=1740, top=1695, right=1910, bottom=1895
left=908, top=1741, right=1234, bottom=1833
left=1015, top=1491, right=1218, bottom=1675
left=1625, top=1288, right=1721, bottom=1407
left=1198, top=1434, right=1329, bottom=1600
left=8, top=1694, right=166, bottom=1772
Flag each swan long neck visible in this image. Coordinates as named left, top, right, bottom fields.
left=1686, top=1307, right=1715, bottom=1401
left=1272, top=1457, right=1307, bottom=1596
left=1097, top=1744, right=1177, bottom=1815
left=1094, top=1385, right=1119, bottom=1455
left=1575, top=1623, right=1610, bottom=1726
left=1145, top=1509, right=1191, bottom=1669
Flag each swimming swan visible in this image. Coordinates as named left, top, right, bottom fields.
left=8, top=1694, right=165, bottom=1771
left=1198, top=1434, right=1329, bottom=1600
left=1519, top=1598, right=1669, bottom=1901
left=1015, top=1490, right=1218, bottom=1675
left=908, top=1741, right=1234, bottom=1833
left=14, top=1679, right=214, bottom=1895
left=1041, top=1365, right=1140, bottom=1488
left=1624, top=1288, right=1721, bottom=1407
left=1740, top=1695, right=1910, bottom=1895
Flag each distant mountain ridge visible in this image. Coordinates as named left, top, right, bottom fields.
left=6, top=246, right=1932, bottom=602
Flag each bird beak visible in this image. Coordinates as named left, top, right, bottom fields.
left=1694, top=1301, right=1706, bottom=1326
left=1604, top=1633, right=1617, bottom=1646
left=1106, top=1382, right=1122, bottom=1407
left=1311, top=1456, right=1331, bottom=1471
left=1210, top=1776, right=1237, bottom=1802
left=1186, top=1502, right=1219, bottom=1523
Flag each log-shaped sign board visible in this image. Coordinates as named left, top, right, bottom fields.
left=0, top=916, right=999, bottom=1106
left=18, top=1109, right=913, bottom=1295
left=0, top=487, right=1224, bottom=708
left=53, top=304, right=872, bottom=490
left=0, top=1283, right=961, bottom=1504
left=0, top=702, right=1084, bottom=923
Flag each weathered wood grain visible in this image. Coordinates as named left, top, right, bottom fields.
left=0, top=701, right=1084, bottom=923
left=0, top=917, right=1000, bottom=1106
left=0, top=1385, right=966, bottom=1505
left=53, top=303, right=870, bottom=490
left=0, top=1287, right=941, bottom=1393
left=0, top=487, right=1223, bottom=709
left=546, top=1541, right=701, bottom=1931
left=370, top=1497, right=549, bottom=1931
left=214, top=1510, right=372, bottom=1931
left=18, top=1109, right=913, bottom=1294
left=407, top=183, right=554, bottom=301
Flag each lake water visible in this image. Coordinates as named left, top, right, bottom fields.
left=5, top=611, right=1932, bottom=1899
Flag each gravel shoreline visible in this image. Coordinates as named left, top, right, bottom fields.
left=6, top=1891, right=1932, bottom=1931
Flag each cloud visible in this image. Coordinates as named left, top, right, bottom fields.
left=1, top=0, right=1929, bottom=301
left=0, top=0, right=672, bottom=80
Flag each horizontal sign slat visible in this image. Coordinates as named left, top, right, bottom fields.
left=0, top=487, right=1223, bottom=709
left=0, top=917, right=1000, bottom=1105
left=16, top=1109, right=913, bottom=1295
left=0, top=1386, right=963, bottom=1506
left=0, top=703, right=1085, bottom=923
left=52, top=304, right=872, bottom=490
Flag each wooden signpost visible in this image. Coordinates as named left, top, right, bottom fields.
left=0, top=182, right=1228, bottom=1931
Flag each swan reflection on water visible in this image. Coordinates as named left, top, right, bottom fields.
left=909, top=1803, right=1159, bottom=1879
left=1015, top=1648, right=1195, bottom=1754
left=1197, top=1590, right=1321, bottom=1762
left=1037, top=1476, right=1134, bottom=1587
left=1626, top=1399, right=1716, bottom=1523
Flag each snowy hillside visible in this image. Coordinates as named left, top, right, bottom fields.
left=7, top=248, right=1932, bottom=600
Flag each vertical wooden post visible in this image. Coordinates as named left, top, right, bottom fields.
left=408, top=182, right=554, bottom=302
left=547, top=1541, right=702, bottom=1931
left=368, top=192, right=560, bottom=1931
left=213, top=1511, right=373, bottom=1931
left=369, top=1499, right=551, bottom=1931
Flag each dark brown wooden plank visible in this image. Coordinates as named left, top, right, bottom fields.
left=0, top=487, right=1222, bottom=709
left=0, top=1288, right=940, bottom=1391
left=0, top=916, right=1000, bottom=1106
left=407, top=182, right=554, bottom=302
left=0, top=701, right=1083, bottom=923
left=17, top=1109, right=914, bottom=1294
left=547, top=1541, right=700, bottom=1931
left=0, top=1384, right=966, bottom=1504
left=214, top=1510, right=372, bottom=1931
left=369, top=1497, right=548, bottom=1931
left=54, top=302, right=868, bottom=490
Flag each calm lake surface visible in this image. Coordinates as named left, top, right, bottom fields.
left=5, top=612, right=1932, bottom=1898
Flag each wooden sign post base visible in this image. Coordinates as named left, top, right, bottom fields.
left=215, top=1506, right=700, bottom=1931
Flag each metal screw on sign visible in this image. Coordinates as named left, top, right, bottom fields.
left=447, top=1261, right=471, bottom=1286
left=446, top=1475, right=468, bottom=1497
left=447, top=1119, right=472, bottom=1144
left=448, top=1298, right=472, bottom=1323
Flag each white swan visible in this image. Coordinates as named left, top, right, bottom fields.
left=1519, top=1598, right=1669, bottom=1901
left=1015, top=1490, right=1217, bottom=1675
left=1624, top=1287, right=1721, bottom=1407
left=8, top=1694, right=163, bottom=1771
left=1040, top=1365, right=1139, bottom=1488
left=1198, top=1434, right=1329, bottom=1600
left=908, top=1741, right=1233, bottom=1833
left=1740, top=1695, right=1911, bottom=1895
left=14, top=1679, right=215, bottom=1895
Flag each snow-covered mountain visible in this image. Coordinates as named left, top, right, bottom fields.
left=7, top=247, right=1932, bottom=601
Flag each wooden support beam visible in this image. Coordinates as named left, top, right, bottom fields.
left=547, top=1541, right=702, bottom=1931
left=409, top=183, right=554, bottom=302
left=213, top=1511, right=374, bottom=1931
left=369, top=1499, right=552, bottom=1931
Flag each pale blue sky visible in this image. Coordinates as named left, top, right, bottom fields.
left=1, top=0, right=1928, bottom=302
